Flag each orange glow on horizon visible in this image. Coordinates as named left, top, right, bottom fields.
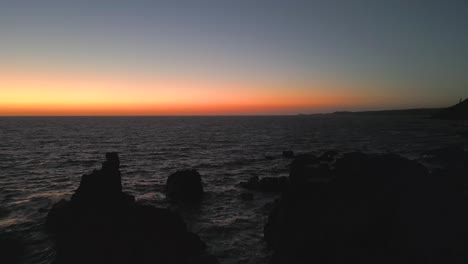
left=0, top=102, right=320, bottom=116
left=0, top=68, right=374, bottom=115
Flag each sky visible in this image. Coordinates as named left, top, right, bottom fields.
left=1, top=0, right=467, bottom=115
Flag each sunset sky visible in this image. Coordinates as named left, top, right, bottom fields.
left=1, top=0, right=467, bottom=115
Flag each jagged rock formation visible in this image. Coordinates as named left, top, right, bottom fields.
left=166, top=169, right=204, bottom=201
left=46, top=153, right=217, bottom=264
left=264, top=151, right=468, bottom=264
left=433, top=99, right=468, bottom=120
left=71, top=152, right=125, bottom=203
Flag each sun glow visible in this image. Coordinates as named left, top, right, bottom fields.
left=0, top=69, right=364, bottom=115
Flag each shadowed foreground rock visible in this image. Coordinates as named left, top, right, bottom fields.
left=265, top=151, right=468, bottom=264
left=46, top=153, right=217, bottom=264
left=166, top=169, right=204, bottom=201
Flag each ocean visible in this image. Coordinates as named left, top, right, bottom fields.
left=1, top=115, right=467, bottom=264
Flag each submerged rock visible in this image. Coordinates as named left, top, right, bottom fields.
left=265, top=151, right=468, bottom=264
left=46, top=153, right=215, bottom=264
left=166, top=169, right=204, bottom=201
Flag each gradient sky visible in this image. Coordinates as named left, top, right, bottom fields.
left=1, top=0, right=467, bottom=115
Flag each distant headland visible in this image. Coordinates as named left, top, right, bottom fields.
left=319, top=99, right=468, bottom=119
left=433, top=98, right=468, bottom=120
left=331, top=108, right=441, bottom=116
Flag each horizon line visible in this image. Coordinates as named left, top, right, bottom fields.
left=0, top=106, right=444, bottom=118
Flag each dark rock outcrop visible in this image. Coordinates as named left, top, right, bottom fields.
left=265, top=151, right=468, bottom=264
left=433, top=99, right=468, bottom=120
left=289, top=153, right=333, bottom=187
left=240, top=176, right=288, bottom=192
left=71, top=152, right=125, bottom=203
left=46, top=153, right=216, bottom=264
left=166, top=169, right=204, bottom=201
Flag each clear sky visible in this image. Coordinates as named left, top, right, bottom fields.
left=1, top=0, right=467, bottom=115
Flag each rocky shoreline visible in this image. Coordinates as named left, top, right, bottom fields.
left=46, top=153, right=217, bottom=264
left=263, top=148, right=468, bottom=264
left=42, top=147, right=468, bottom=264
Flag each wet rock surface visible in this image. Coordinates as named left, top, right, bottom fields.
left=46, top=153, right=216, bottom=264
left=265, top=150, right=468, bottom=264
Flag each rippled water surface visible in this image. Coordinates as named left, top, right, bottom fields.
left=0, top=115, right=467, bottom=264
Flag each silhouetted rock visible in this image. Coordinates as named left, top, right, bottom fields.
left=433, top=99, right=468, bottom=120
left=0, top=233, right=25, bottom=264
left=166, top=169, right=204, bottom=201
left=282, top=151, right=294, bottom=158
left=71, top=152, right=131, bottom=205
left=265, top=151, right=468, bottom=264
left=289, top=153, right=331, bottom=187
left=240, top=192, right=254, bottom=201
left=240, top=176, right=288, bottom=192
left=46, top=153, right=215, bottom=264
